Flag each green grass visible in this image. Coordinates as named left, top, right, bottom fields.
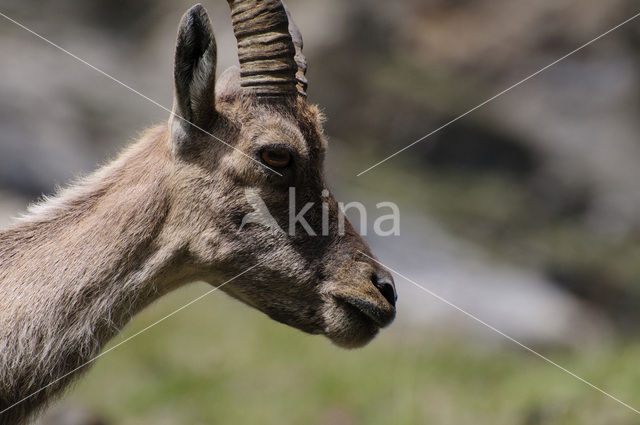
left=61, top=283, right=640, bottom=425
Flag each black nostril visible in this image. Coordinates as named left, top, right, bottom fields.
left=372, top=274, right=397, bottom=308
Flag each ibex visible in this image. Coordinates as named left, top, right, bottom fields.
left=0, top=1, right=397, bottom=424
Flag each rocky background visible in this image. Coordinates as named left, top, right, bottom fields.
left=2, top=1, right=640, bottom=423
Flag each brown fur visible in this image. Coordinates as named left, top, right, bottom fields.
left=0, top=5, right=395, bottom=425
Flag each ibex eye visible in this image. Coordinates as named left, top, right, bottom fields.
left=260, top=147, right=292, bottom=168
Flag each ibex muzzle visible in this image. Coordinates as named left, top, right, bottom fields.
left=168, top=1, right=397, bottom=347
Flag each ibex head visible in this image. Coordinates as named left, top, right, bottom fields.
left=168, top=2, right=396, bottom=348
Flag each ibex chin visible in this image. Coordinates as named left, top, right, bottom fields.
left=0, top=1, right=397, bottom=423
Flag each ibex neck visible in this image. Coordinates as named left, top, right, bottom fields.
left=0, top=126, right=180, bottom=424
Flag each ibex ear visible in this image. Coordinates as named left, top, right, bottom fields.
left=172, top=4, right=217, bottom=136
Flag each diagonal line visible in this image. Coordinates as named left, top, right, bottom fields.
left=356, top=11, right=640, bottom=176
left=0, top=11, right=282, bottom=177
left=358, top=250, right=640, bottom=415
left=0, top=258, right=269, bottom=417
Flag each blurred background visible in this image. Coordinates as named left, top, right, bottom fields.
left=2, top=0, right=640, bottom=424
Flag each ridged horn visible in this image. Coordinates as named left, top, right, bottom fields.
left=227, top=0, right=307, bottom=97
left=283, top=3, right=307, bottom=96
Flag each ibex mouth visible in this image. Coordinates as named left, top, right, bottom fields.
left=335, top=295, right=396, bottom=328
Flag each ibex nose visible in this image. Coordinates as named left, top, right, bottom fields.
left=372, top=272, right=397, bottom=308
